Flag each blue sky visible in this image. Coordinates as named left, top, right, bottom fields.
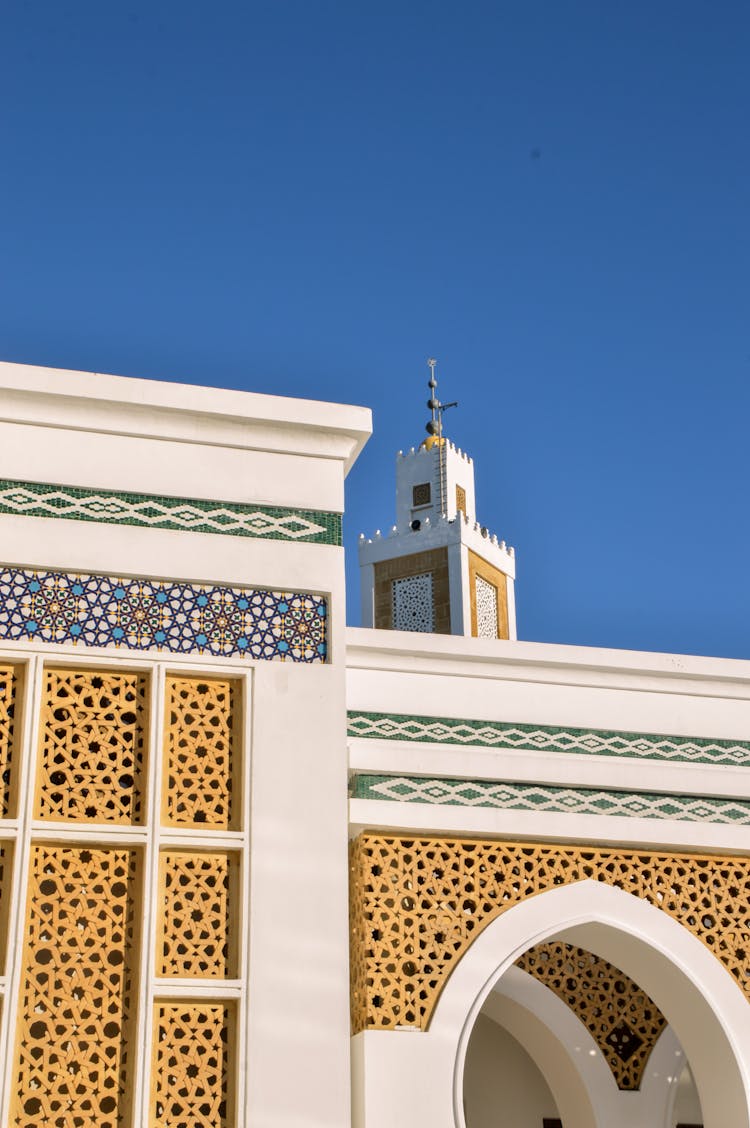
left=2, top=2, right=749, bottom=656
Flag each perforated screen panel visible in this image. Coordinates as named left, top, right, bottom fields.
left=475, top=576, right=498, bottom=638
left=392, top=573, right=434, bottom=633
left=0, top=662, right=247, bottom=1126
left=412, top=483, right=431, bottom=507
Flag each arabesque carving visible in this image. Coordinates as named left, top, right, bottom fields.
left=152, top=1003, right=232, bottom=1127
left=0, top=663, right=19, bottom=816
left=163, top=678, right=238, bottom=830
left=11, top=845, right=139, bottom=1126
left=517, top=943, right=666, bottom=1089
left=38, top=667, right=147, bottom=823
left=350, top=833, right=750, bottom=1032
left=158, top=851, right=236, bottom=978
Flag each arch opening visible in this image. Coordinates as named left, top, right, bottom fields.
left=463, top=961, right=704, bottom=1128
left=445, top=883, right=750, bottom=1128
left=351, top=860, right=750, bottom=1128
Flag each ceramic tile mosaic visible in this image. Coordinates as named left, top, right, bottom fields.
left=0, top=478, right=341, bottom=544
left=0, top=567, right=327, bottom=662
left=351, top=773, right=750, bottom=824
left=347, top=711, right=750, bottom=768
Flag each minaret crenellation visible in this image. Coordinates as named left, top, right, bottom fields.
left=358, top=360, right=517, bottom=640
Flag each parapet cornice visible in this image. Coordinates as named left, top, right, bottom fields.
left=396, top=438, right=473, bottom=464
left=345, top=626, right=750, bottom=701
left=0, top=361, right=372, bottom=473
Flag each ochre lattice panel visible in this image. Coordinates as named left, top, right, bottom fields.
left=0, top=845, right=11, bottom=971
left=37, top=667, right=147, bottom=823
left=152, top=1003, right=233, bottom=1128
left=0, top=663, right=20, bottom=816
left=163, top=678, right=239, bottom=830
left=350, top=834, right=750, bottom=1032
left=158, top=851, right=237, bottom=978
left=11, top=845, right=140, bottom=1127
left=517, top=943, right=666, bottom=1089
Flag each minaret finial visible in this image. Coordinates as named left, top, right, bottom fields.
left=427, top=358, right=439, bottom=435
left=424, top=357, right=457, bottom=443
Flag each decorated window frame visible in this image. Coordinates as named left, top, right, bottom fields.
left=0, top=644, right=252, bottom=1128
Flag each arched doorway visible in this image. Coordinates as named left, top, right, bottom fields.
left=464, top=961, right=701, bottom=1127
left=452, top=883, right=748, bottom=1128
left=352, top=882, right=750, bottom=1128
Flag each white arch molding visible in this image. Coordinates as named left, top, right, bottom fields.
left=479, top=968, right=686, bottom=1128
left=351, top=881, right=750, bottom=1128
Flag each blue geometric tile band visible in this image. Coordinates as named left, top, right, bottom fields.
left=350, top=774, right=750, bottom=825
left=0, top=567, right=327, bottom=662
left=347, top=711, right=750, bottom=768
left=0, top=479, right=341, bottom=545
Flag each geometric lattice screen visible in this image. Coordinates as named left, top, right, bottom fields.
left=158, top=851, right=237, bottom=978
left=350, top=832, right=750, bottom=1034
left=0, top=664, right=20, bottom=817
left=12, top=845, right=141, bottom=1126
left=517, top=943, right=667, bottom=1090
left=153, top=1003, right=234, bottom=1127
left=163, top=678, right=238, bottom=830
left=392, top=573, right=434, bottom=633
left=474, top=576, right=498, bottom=639
left=38, top=666, right=148, bottom=823
left=0, top=662, right=244, bottom=1128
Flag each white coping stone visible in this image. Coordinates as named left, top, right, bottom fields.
left=0, top=361, right=372, bottom=510
left=346, top=627, right=750, bottom=735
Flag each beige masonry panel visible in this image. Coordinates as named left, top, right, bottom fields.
left=373, top=548, right=451, bottom=633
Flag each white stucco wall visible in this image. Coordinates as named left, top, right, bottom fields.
left=672, top=1063, right=703, bottom=1126
left=0, top=362, right=372, bottom=1128
left=463, top=1014, right=559, bottom=1128
left=347, top=628, right=750, bottom=852
left=2, top=362, right=739, bottom=1128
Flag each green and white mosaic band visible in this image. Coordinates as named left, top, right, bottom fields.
left=347, top=711, right=750, bottom=768
left=351, top=774, right=750, bottom=825
left=0, top=478, right=342, bottom=545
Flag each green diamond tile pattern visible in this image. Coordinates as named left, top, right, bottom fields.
left=0, top=478, right=342, bottom=545
left=350, top=774, right=750, bottom=824
left=347, top=711, right=750, bottom=768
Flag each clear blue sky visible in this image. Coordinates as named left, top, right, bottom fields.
left=2, top=2, right=749, bottom=656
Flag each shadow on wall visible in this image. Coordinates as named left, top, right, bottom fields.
left=463, top=1015, right=560, bottom=1127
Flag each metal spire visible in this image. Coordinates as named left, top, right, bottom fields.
left=425, top=358, right=457, bottom=440
left=424, top=358, right=458, bottom=519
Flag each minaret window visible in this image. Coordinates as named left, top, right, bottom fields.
left=392, top=573, right=434, bottom=632
left=475, top=576, right=499, bottom=638
left=456, top=485, right=466, bottom=515
left=412, top=483, right=431, bottom=508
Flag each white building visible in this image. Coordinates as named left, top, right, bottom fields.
left=0, top=360, right=746, bottom=1128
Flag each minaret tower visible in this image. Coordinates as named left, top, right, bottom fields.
left=358, top=361, right=517, bottom=639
